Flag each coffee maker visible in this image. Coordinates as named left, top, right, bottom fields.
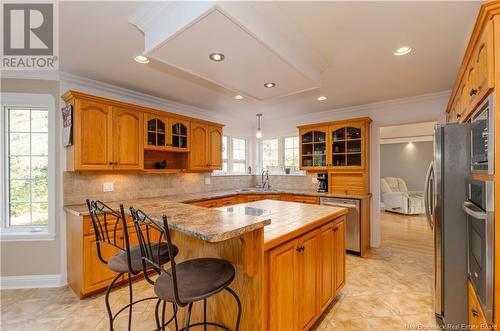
left=317, top=173, right=328, bottom=192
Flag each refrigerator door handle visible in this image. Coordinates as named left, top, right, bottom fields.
left=462, top=201, right=487, bottom=220
left=424, top=162, right=434, bottom=229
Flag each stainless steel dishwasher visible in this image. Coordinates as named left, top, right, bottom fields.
left=320, top=197, right=360, bottom=254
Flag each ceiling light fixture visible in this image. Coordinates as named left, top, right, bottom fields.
left=256, top=113, right=263, bottom=138
left=234, top=95, right=244, bottom=100
left=394, top=47, right=412, bottom=56
left=317, top=96, right=327, bottom=101
left=264, top=82, right=276, bottom=88
left=134, top=55, right=149, bottom=64
left=209, top=53, right=225, bottom=62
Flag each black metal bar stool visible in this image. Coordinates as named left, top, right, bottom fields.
left=86, top=200, right=179, bottom=331
left=130, top=208, right=242, bottom=331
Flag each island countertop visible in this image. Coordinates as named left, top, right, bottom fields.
left=216, top=199, right=348, bottom=251
left=64, top=198, right=271, bottom=242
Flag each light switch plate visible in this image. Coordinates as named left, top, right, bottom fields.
left=103, top=182, right=114, bottom=192
left=311, top=177, right=318, bottom=184
left=204, top=177, right=211, bottom=185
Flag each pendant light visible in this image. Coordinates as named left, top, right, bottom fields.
left=256, top=113, right=263, bottom=138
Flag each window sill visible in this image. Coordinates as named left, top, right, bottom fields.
left=211, top=173, right=253, bottom=177
left=0, top=231, right=55, bottom=242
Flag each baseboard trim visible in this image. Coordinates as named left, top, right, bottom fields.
left=0, top=274, right=67, bottom=289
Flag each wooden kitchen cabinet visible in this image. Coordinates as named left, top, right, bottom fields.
left=69, top=98, right=113, bottom=170
left=446, top=18, right=494, bottom=123
left=113, top=107, right=144, bottom=170
left=467, top=280, right=490, bottom=329
left=334, top=219, right=346, bottom=290
left=267, top=217, right=346, bottom=330
left=82, top=230, right=124, bottom=294
left=189, top=122, right=223, bottom=171
left=62, top=91, right=223, bottom=173
left=299, top=126, right=329, bottom=170
left=317, top=222, right=335, bottom=311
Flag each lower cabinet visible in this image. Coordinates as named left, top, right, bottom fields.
left=467, top=280, right=490, bottom=329
left=267, top=217, right=346, bottom=331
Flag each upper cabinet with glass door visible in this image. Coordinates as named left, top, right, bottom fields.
left=299, top=126, right=328, bottom=170
left=298, top=118, right=371, bottom=171
left=145, top=113, right=190, bottom=152
left=330, top=122, right=366, bottom=169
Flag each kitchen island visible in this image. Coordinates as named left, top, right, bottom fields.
left=64, top=198, right=347, bottom=330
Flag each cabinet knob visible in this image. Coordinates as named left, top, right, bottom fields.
left=456, top=114, right=461, bottom=119
left=296, top=245, right=304, bottom=252
left=470, top=89, right=478, bottom=96
left=471, top=309, right=479, bottom=317
left=333, top=227, right=338, bottom=232
left=109, top=162, right=113, bottom=165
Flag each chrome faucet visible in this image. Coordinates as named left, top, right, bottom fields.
left=261, top=170, right=271, bottom=190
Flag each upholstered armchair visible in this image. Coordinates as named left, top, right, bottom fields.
left=380, top=177, right=425, bottom=215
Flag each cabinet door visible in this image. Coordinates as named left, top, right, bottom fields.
left=83, top=232, right=123, bottom=294
left=169, top=118, right=190, bottom=152
left=334, top=219, right=346, bottom=291
left=473, top=20, right=494, bottom=108
left=299, top=127, right=328, bottom=170
left=145, top=114, right=168, bottom=150
left=75, top=99, right=113, bottom=170
left=112, top=107, right=143, bottom=170
left=268, top=239, right=299, bottom=331
left=329, top=122, right=365, bottom=169
left=297, top=230, right=318, bottom=330
left=189, top=122, right=209, bottom=170
left=467, top=281, right=489, bottom=329
left=208, top=126, right=223, bottom=170
left=317, top=222, right=335, bottom=311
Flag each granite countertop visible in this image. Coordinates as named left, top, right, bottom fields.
left=167, top=188, right=372, bottom=203
left=64, top=198, right=271, bottom=243
left=216, top=199, right=348, bottom=251
left=64, top=188, right=366, bottom=243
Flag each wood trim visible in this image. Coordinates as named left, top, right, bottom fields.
left=62, top=90, right=224, bottom=127
left=297, top=116, right=372, bottom=129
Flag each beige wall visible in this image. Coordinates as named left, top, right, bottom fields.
left=0, top=78, right=63, bottom=277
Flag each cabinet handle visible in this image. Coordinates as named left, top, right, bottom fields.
left=333, top=227, right=338, bottom=232
left=114, top=162, right=118, bottom=165
left=296, top=245, right=304, bottom=252
left=470, top=89, right=478, bottom=96
left=471, top=309, right=479, bottom=317
left=109, top=162, right=113, bottom=165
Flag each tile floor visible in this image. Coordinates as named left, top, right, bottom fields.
left=1, top=211, right=436, bottom=331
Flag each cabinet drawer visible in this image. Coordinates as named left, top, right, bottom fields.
left=290, top=196, right=319, bottom=204
left=329, top=172, right=367, bottom=195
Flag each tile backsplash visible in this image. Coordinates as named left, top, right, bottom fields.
left=63, top=172, right=255, bottom=205
left=63, top=172, right=319, bottom=205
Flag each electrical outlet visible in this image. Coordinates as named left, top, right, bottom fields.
left=103, top=182, right=114, bottom=192
left=204, top=177, right=211, bottom=185
left=311, top=177, right=318, bottom=184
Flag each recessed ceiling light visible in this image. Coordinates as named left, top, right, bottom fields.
left=317, top=96, right=327, bottom=101
left=134, top=55, right=149, bottom=64
left=264, top=82, right=276, bottom=88
left=209, top=53, right=225, bottom=62
left=394, top=47, right=412, bottom=56
left=234, top=95, right=244, bottom=100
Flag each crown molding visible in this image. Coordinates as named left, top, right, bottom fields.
left=268, top=90, right=451, bottom=124
left=59, top=71, right=235, bottom=124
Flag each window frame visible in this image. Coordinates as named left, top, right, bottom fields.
left=231, top=137, right=248, bottom=174
left=1, top=93, right=56, bottom=241
left=283, top=135, right=301, bottom=172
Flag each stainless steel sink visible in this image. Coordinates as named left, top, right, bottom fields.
left=238, top=188, right=277, bottom=192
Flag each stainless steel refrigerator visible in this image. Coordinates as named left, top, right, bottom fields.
left=424, top=123, right=470, bottom=326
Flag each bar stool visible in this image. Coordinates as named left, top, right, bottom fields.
left=130, top=207, right=242, bottom=331
left=86, top=200, right=179, bottom=331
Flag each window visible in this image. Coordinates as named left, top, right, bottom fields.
left=214, top=135, right=228, bottom=174
left=1, top=93, right=55, bottom=240
left=262, top=138, right=279, bottom=171
left=284, top=136, right=300, bottom=170
left=232, top=138, right=247, bottom=173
